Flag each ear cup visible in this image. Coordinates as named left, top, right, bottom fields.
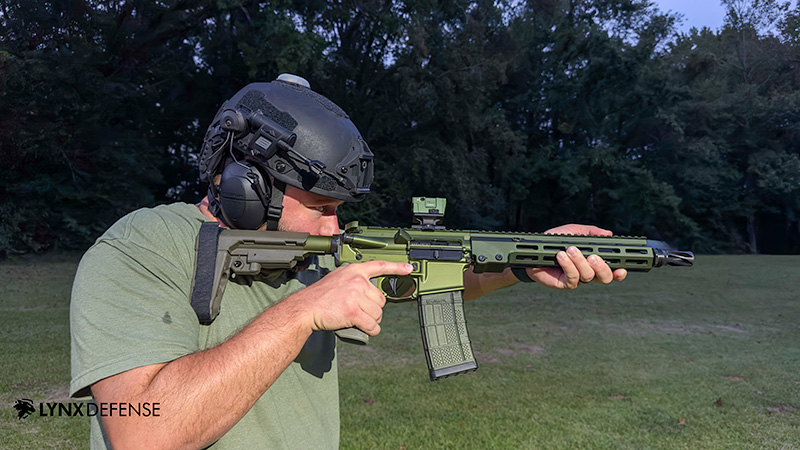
left=218, top=162, right=271, bottom=230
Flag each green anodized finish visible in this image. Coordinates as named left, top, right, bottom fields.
left=339, top=223, right=472, bottom=300
left=412, top=197, right=446, bottom=215
left=469, top=232, right=657, bottom=273
left=204, top=197, right=693, bottom=380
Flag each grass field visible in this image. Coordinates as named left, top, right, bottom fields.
left=2, top=254, right=798, bottom=449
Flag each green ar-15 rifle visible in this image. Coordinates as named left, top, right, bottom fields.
left=191, top=197, right=694, bottom=381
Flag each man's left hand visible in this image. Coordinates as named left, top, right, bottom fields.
left=526, top=224, right=628, bottom=289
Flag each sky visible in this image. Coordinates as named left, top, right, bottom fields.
left=651, top=0, right=729, bottom=32
left=652, top=0, right=798, bottom=32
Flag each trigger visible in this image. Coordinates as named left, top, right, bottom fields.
left=389, top=277, right=398, bottom=296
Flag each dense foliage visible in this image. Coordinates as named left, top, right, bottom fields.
left=1, top=0, right=798, bottom=256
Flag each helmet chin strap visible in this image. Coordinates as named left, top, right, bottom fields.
left=262, top=180, right=285, bottom=231
left=206, top=183, right=229, bottom=227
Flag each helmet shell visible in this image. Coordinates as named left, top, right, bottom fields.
left=200, top=78, right=373, bottom=202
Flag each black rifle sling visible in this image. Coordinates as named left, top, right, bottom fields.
left=191, top=221, right=222, bottom=325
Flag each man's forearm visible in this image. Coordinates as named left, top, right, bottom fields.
left=92, top=296, right=314, bottom=450
left=462, top=267, right=518, bottom=301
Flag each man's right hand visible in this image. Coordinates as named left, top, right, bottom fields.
left=289, top=260, right=414, bottom=336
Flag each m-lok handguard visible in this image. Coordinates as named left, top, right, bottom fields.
left=192, top=197, right=693, bottom=381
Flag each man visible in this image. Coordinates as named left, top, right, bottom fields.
left=70, top=74, right=626, bottom=449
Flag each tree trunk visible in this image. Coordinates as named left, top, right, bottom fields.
left=747, top=215, right=758, bottom=254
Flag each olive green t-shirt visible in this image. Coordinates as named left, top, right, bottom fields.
left=70, top=203, right=339, bottom=449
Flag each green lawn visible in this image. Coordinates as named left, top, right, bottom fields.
left=2, top=254, right=798, bottom=449
left=338, top=255, right=800, bottom=449
left=1, top=254, right=84, bottom=449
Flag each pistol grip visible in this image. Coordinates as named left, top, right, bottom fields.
left=331, top=261, right=370, bottom=345
left=335, top=327, right=369, bottom=345
left=418, top=291, right=478, bottom=380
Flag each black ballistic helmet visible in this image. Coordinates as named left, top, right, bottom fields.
left=199, top=74, right=374, bottom=229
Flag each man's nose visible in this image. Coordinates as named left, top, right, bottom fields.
left=317, top=214, right=340, bottom=236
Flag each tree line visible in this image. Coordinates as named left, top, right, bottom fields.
left=1, top=0, right=799, bottom=256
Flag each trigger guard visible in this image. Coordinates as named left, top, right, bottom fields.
left=376, top=275, right=418, bottom=302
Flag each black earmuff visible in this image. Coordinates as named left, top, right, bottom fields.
left=217, top=162, right=271, bottom=230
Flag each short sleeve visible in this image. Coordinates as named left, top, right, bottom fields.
left=70, top=208, right=203, bottom=398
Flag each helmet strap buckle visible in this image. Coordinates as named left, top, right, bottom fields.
left=266, top=180, right=286, bottom=231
